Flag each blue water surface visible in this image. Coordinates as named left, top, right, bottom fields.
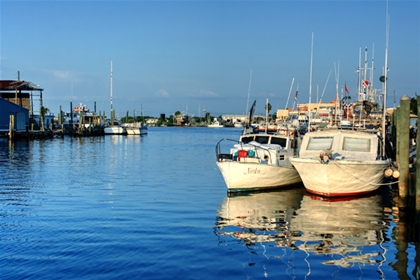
left=0, top=127, right=418, bottom=280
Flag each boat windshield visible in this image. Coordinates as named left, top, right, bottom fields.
left=306, top=136, right=333, bottom=150
left=342, top=137, right=371, bottom=152
left=255, top=136, right=269, bottom=144
left=270, top=137, right=287, bottom=147
left=240, top=136, right=255, bottom=144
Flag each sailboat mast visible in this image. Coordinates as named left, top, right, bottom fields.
left=265, top=98, right=268, bottom=134
left=308, top=32, right=314, bottom=131
left=246, top=69, right=253, bottom=114
left=110, top=60, right=113, bottom=112
left=285, top=78, right=295, bottom=109
left=381, top=9, right=390, bottom=158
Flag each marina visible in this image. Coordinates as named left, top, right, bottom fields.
left=1, top=127, right=419, bottom=279
left=2, top=1, right=419, bottom=278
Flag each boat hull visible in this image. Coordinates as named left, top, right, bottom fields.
left=104, top=126, right=126, bottom=135
left=216, top=160, right=301, bottom=192
left=126, top=128, right=147, bottom=135
left=126, top=128, right=139, bottom=135
left=124, top=122, right=148, bottom=135
left=290, top=158, right=389, bottom=197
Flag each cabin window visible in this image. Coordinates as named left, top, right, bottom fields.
left=342, top=137, right=371, bottom=152
left=241, top=136, right=254, bottom=144
left=306, top=137, right=333, bottom=150
left=270, top=137, right=287, bottom=147
left=255, top=136, right=269, bottom=144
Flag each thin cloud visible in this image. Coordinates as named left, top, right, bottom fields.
left=52, top=70, right=70, bottom=79
left=199, top=90, right=219, bottom=98
left=155, top=89, right=170, bottom=98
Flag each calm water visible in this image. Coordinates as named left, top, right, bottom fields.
left=0, top=127, right=418, bottom=280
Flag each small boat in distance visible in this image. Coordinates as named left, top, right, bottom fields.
left=123, top=122, right=148, bottom=135
left=289, top=129, right=391, bottom=197
left=208, top=118, right=224, bottom=128
left=104, top=121, right=126, bottom=135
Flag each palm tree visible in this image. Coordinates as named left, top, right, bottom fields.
left=40, top=106, right=49, bottom=131
left=265, top=102, right=272, bottom=113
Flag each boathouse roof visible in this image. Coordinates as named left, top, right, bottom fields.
left=0, top=80, right=43, bottom=91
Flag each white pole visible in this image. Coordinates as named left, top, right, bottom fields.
left=308, top=32, right=314, bottom=131
left=382, top=10, right=390, bottom=158
left=246, top=69, right=252, bottom=114
left=285, top=78, right=295, bottom=109
left=265, top=98, right=268, bottom=134
left=110, top=60, right=113, bottom=112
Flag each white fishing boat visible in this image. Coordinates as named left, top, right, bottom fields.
left=104, top=121, right=126, bottom=135
left=216, top=99, right=302, bottom=192
left=289, top=129, right=391, bottom=197
left=208, top=118, right=224, bottom=128
left=216, top=132, right=301, bottom=192
left=63, top=104, right=100, bottom=130
left=233, top=119, right=244, bottom=128
left=123, top=122, right=148, bottom=135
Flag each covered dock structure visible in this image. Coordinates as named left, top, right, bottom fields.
left=0, top=79, right=45, bottom=137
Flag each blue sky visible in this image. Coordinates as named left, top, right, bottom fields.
left=1, top=0, right=419, bottom=118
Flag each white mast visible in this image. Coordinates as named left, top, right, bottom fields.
left=265, top=98, right=268, bottom=134
left=334, top=61, right=340, bottom=124
left=381, top=7, right=390, bottom=158
left=246, top=68, right=253, bottom=114
left=308, top=32, right=314, bottom=131
left=285, top=78, right=295, bottom=109
left=110, top=60, right=113, bottom=111
left=357, top=47, right=361, bottom=101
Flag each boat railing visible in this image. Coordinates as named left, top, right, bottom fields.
left=216, top=138, right=276, bottom=164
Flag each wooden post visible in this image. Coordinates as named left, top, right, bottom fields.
left=70, top=102, right=74, bottom=134
left=398, top=95, right=410, bottom=210
left=79, top=108, right=83, bottom=134
left=9, top=115, right=14, bottom=141
left=40, top=108, right=45, bottom=132
left=58, top=105, right=62, bottom=125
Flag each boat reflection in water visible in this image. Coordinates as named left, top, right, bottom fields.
left=215, top=187, right=389, bottom=278
left=215, top=187, right=305, bottom=246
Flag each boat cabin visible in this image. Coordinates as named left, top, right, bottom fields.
left=299, top=130, right=381, bottom=161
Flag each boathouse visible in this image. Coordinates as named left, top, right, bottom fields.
left=0, top=79, right=44, bottom=135
left=0, top=98, right=29, bottom=135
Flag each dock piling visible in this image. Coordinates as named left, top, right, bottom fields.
left=398, top=95, right=410, bottom=210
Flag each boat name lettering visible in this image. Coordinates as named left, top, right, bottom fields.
left=247, top=168, right=260, bottom=174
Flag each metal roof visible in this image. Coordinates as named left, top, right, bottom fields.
left=0, top=80, right=43, bottom=91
